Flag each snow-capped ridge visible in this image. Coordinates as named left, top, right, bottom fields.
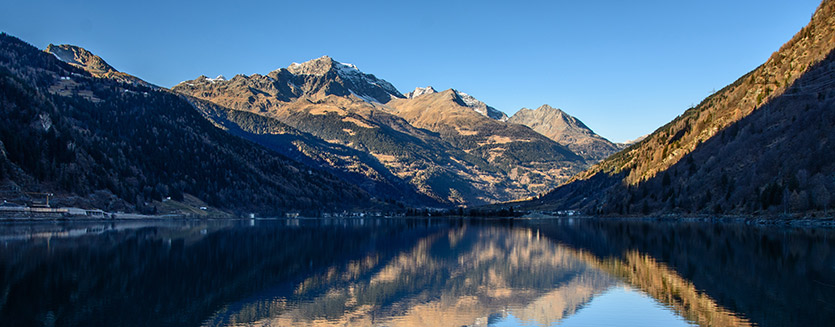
left=206, top=75, right=226, bottom=83
left=447, top=89, right=508, bottom=121
left=349, top=90, right=383, bottom=105
left=337, top=61, right=360, bottom=71
left=454, top=90, right=481, bottom=108
left=284, top=55, right=403, bottom=102
left=406, top=86, right=437, bottom=99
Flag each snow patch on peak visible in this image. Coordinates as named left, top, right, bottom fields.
left=450, top=89, right=508, bottom=121
left=331, top=60, right=402, bottom=98
left=406, top=86, right=437, bottom=99
left=334, top=61, right=364, bottom=77
left=287, top=56, right=402, bottom=99
left=338, top=62, right=359, bottom=71
left=454, top=90, right=480, bottom=108
left=206, top=75, right=227, bottom=83
left=349, top=90, right=382, bottom=105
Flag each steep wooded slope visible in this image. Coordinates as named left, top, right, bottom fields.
left=522, top=0, right=835, bottom=215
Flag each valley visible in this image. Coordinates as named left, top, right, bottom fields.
left=0, top=1, right=833, bottom=218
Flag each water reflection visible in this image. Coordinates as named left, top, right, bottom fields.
left=205, top=226, right=618, bottom=327
left=528, top=218, right=835, bottom=327
left=0, top=218, right=832, bottom=327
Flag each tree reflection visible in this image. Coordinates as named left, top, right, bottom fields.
left=0, top=220, right=441, bottom=327
left=1, top=218, right=831, bottom=327
left=529, top=218, right=835, bottom=327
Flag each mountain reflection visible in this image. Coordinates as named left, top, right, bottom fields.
left=529, top=218, right=835, bottom=327
left=204, top=227, right=617, bottom=327
left=0, top=219, right=444, bottom=327
left=1, top=218, right=830, bottom=327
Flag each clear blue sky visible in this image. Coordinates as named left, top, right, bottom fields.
left=1, top=0, right=822, bottom=142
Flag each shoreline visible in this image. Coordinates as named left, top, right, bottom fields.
left=518, top=214, right=835, bottom=228
left=1, top=213, right=834, bottom=228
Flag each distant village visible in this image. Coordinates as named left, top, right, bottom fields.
left=0, top=185, right=191, bottom=219
left=0, top=186, right=409, bottom=220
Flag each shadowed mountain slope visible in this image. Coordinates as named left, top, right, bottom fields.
left=0, top=33, right=373, bottom=215
left=519, top=0, right=835, bottom=215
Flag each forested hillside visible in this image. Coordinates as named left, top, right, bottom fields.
left=522, top=1, right=835, bottom=216
left=0, top=33, right=371, bottom=215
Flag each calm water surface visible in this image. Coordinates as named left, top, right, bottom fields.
left=0, top=218, right=833, bottom=327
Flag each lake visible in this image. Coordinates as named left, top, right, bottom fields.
left=0, top=218, right=832, bottom=327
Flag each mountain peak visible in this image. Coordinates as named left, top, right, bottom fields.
left=45, top=43, right=153, bottom=87
left=206, top=75, right=226, bottom=83
left=448, top=89, right=508, bottom=121
left=513, top=104, right=591, bottom=134
left=45, top=44, right=116, bottom=75
left=285, top=56, right=367, bottom=79
left=534, top=104, right=562, bottom=113
left=406, top=86, right=437, bottom=98
left=509, top=104, right=619, bottom=161
left=287, top=56, right=336, bottom=76
left=284, top=56, right=403, bottom=101
left=176, top=56, right=404, bottom=106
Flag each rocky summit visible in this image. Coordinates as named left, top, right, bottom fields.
left=405, top=86, right=508, bottom=121
left=45, top=44, right=150, bottom=87
left=174, top=56, right=403, bottom=113
left=405, top=86, right=437, bottom=99
left=508, top=104, right=621, bottom=162
left=46, top=44, right=117, bottom=75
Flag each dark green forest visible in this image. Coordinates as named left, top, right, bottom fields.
left=533, top=48, right=835, bottom=216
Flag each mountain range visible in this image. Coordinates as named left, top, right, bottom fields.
left=0, top=35, right=616, bottom=214
left=172, top=55, right=611, bottom=205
